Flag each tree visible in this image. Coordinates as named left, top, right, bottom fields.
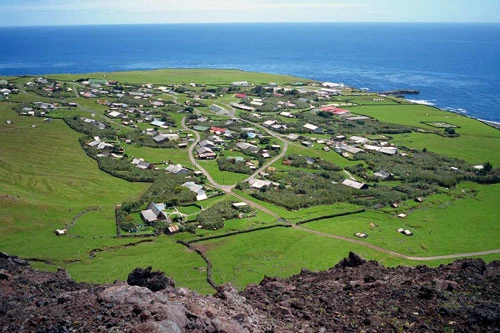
left=484, top=161, right=493, bottom=173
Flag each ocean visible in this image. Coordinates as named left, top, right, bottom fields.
left=1, top=23, right=500, bottom=122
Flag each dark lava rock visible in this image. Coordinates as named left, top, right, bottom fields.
left=1, top=252, right=499, bottom=332
left=335, top=251, right=367, bottom=268
left=127, top=266, right=175, bottom=292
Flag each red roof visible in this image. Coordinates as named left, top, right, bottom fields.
left=333, top=108, right=350, bottom=114
left=320, top=106, right=350, bottom=114
left=320, top=106, right=336, bottom=112
left=235, top=93, right=247, bottom=98
left=210, top=126, right=228, bottom=133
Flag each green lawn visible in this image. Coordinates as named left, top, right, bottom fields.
left=352, top=104, right=500, bottom=165
left=197, top=159, right=250, bottom=185
left=203, top=226, right=495, bottom=290
left=47, top=69, right=310, bottom=86
left=301, top=183, right=500, bottom=256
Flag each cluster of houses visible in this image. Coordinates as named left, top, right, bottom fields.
left=0, top=79, right=19, bottom=99
left=23, top=77, right=70, bottom=97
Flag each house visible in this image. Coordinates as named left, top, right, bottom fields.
left=153, top=133, right=179, bottom=143
left=379, top=147, right=398, bottom=155
left=354, top=232, right=368, bottom=238
left=196, top=146, right=216, bottom=160
left=141, top=202, right=167, bottom=224
left=151, top=119, right=166, bottom=127
left=151, top=101, right=164, bottom=107
left=398, top=213, right=407, bottom=218
left=199, top=140, right=215, bottom=149
left=279, top=111, right=294, bottom=118
left=302, top=141, right=313, bottom=148
left=342, top=179, right=368, bottom=190
left=232, top=202, right=248, bottom=210
left=374, top=170, right=393, bottom=180
left=350, top=136, right=370, bottom=144
left=182, top=182, right=207, bottom=201
left=263, top=120, right=277, bottom=127
left=271, top=124, right=287, bottom=131
left=287, top=134, right=300, bottom=141
left=209, top=126, right=228, bottom=134
left=136, top=161, right=153, bottom=170
left=236, top=142, right=260, bottom=153
left=232, top=81, right=249, bottom=87
left=166, top=164, right=190, bottom=175
left=230, top=102, right=255, bottom=112
left=336, top=145, right=364, bottom=155
left=248, top=179, right=272, bottom=190
left=108, top=111, right=123, bottom=118
left=235, top=93, right=247, bottom=99
left=209, top=104, right=228, bottom=114
left=303, top=123, right=323, bottom=133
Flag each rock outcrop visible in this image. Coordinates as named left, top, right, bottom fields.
left=1, top=251, right=498, bottom=332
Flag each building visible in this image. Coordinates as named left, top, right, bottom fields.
left=341, top=179, right=368, bottom=190
left=141, top=202, right=168, bottom=224
left=236, top=142, right=260, bottom=153
left=232, top=81, right=250, bottom=87
left=196, top=146, right=216, bottom=160
left=374, top=170, right=393, bottom=180
left=166, top=164, right=189, bottom=175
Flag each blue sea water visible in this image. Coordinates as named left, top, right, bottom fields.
left=1, top=23, right=500, bottom=122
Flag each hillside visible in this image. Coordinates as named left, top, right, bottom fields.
left=1, top=252, right=498, bottom=332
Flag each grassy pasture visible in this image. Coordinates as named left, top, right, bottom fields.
left=301, top=183, right=500, bottom=256
left=352, top=104, right=500, bottom=165
left=46, top=69, right=309, bottom=86
left=203, top=226, right=494, bottom=290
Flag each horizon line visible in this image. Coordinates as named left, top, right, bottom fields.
left=1, top=21, right=500, bottom=28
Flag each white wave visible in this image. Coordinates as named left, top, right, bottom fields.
left=443, top=106, right=468, bottom=114
left=406, top=99, right=436, bottom=106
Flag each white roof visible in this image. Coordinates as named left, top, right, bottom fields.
left=342, top=179, right=366, bottom=190
left=141, top=209, right=158, bottom=223
left=350, top=136, right=369, bottom=144
left=108, top=111, right=122, bottom=118
left=248, top=179, right=272, bottom=189
left=379, top=147, right=398, bottom=155
left=303, top=123, right=318, bottom=131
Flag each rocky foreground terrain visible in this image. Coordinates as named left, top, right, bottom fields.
left=1, top=251, right=499, bottom=332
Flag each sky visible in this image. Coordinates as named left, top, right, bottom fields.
left=1, top=0, right=500, bottom=26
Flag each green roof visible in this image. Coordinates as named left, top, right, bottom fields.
left=193, top=125, right=209, bottom=132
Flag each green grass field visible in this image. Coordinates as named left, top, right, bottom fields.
left=352, top=104, right=500, bottom=165
left=46, top=68, right=310, bottom=86
left=1, top=69, right=499, bottom=294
